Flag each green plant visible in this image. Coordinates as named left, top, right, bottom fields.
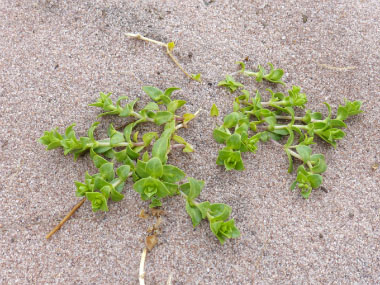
left=214, top=62, right=363, bottom=198
left=40, top=86, right=239, bottom=244
left=237, top=61, right=285, bottom=85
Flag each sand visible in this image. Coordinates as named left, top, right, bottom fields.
left=1, top=0, right=379, bottom=284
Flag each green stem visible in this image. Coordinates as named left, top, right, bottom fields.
left=274, top=124, right=307, bottom=130
left=179, top=191, right=199, bottom=206
left=287, top=148, right=303, bottom=161
left=242, top=71, right=259, bottom=77
left=306, top=161, right=314, bottom=171
left=130, top=111, right=154, bottom=123
left=261, top=101, right=285, bottom=107
left=111, top=171, right=133, bottom=188
left=287, top=148, right=315, bottom=172
left=275, top=115, right=304, bottom=121
left=94, top=140, right=146, bottom=149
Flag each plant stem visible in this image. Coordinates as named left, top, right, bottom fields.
left=126, top=33, right=167, bottom=47
left=287, top=148, right=314, bottom=171
left=139, top=247, right=147, bottom=285
left=126, top=33, right=197, bottom=81
left=46, top=197, right=86, bottom=239
left=175, top=109, right=202, bottom=130
left=286, top=148, right=303, bottom=161
left=261, top=101, right=285, bottom=107
left=275, top=115, right=304, bottom=121
left=166, top=47, right=194, bottom=80
left=172, top=144, right=186, bottom=149
left=95, top=140, right=146, bottom=148
left=131, top=111, right=154, bottom=123
left=274, top=124, right=307, bottom=130
left=133, top=142, right=145, bottom=147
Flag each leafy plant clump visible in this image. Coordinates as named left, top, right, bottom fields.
left=40, top=86, right=239, bottom=244
left=214, top=62, right=363, bottom=198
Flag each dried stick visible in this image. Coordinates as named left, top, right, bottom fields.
left=126, top=33, right=199, bottom=81
left=139, top=247, right=147, bottom=285
left=46, top=198, right=86, bottom=239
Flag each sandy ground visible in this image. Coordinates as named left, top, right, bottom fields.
left=1, top=0, right=379, bottom=284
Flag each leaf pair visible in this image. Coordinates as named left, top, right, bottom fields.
left=180, top=178, right=240, bottom=244
left=134, top=157, right=185, bottom=207
left=237, top=62, right=285, bottom=85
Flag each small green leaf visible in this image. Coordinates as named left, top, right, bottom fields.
left=163, top=87, right=180, bottom=97
left=210, top=104, right=219, bottom=117
left=133, top=177, right=170, bottom=200
left=149, top=199, right=162, bottom=208
left=110, top=132, right=125, bottom=146
left=167, top=41, right=175, bottom=51
left=153, top=111, right=174, bottom=125
left=145, top=157, right=163, bottom=178
left=188, top=177, right=205, bottom=200
left=285, top=149, right=294, bottom=173
left=135, top=160, right=149, bottom=179
left=100, top=185, right=111, bottom=199
left=87, top=122, right=100, bottom=141
left=91, top=150, right=108, bottom=169
left=295, top=145, right=312, bottom=163
left=208, top=203, right=232, bottom=222
left=142, top=132, right=158, bottom=146
left=223, top=112, right=240, bottom=128
left=186, top=202, right=203, bottom=227
left=152, top=135, right=169, bottom=164
left=308, top=174, right=323, bottom=189
left=142, top=86, right=163, bottom=101
left=86, top=192, right=109, bottom=212
left=213, top=128, right=230, bottom=144
left=75, top=181, right=91, bottom=197
left=116, top=165, right=130, bottom=181
left=161, top=165, right=185, bottom=183
left=167, top=100, right=186, bottom=113
left=133, top=131, right=139, bottom=143
left=217, top=149, right=244, bottom=171
left=210, top=219, right=240, bottom=245
left=183, top=113, right=196, bottom=127
left=191, top=73, right=201, bottom=82
left=163, top=182, right=178, bottom=196
left=263, top=63, right=285, bottom=85
left=310, top=154, right=327, bottom=174
left=110, top=187, right=124, bottom=201
left=218, top=75, right=244, bottom=93
left=226, top=133, right=241, bottom=150
left=196, top=201, right=211, bottom=219
left=99, top=163, right=115, bottom=181
left=94, top=176, right=112, bottom=190
left=172, top=135, right=193, bottom=153
left=142, top=151, right=150, bottom=162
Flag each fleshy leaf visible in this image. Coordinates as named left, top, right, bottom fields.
left=210, top=104, right=219, bottom=117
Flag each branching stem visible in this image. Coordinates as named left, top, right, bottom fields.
left=286, top=148, right=314, bottom=171
left=286, top=148, right=303, bottom=161
left=126, top=33, right=197, bottom=81
left=275, top=115, right=304, bottom=121
left=175, top=109, right=202, bottom=130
